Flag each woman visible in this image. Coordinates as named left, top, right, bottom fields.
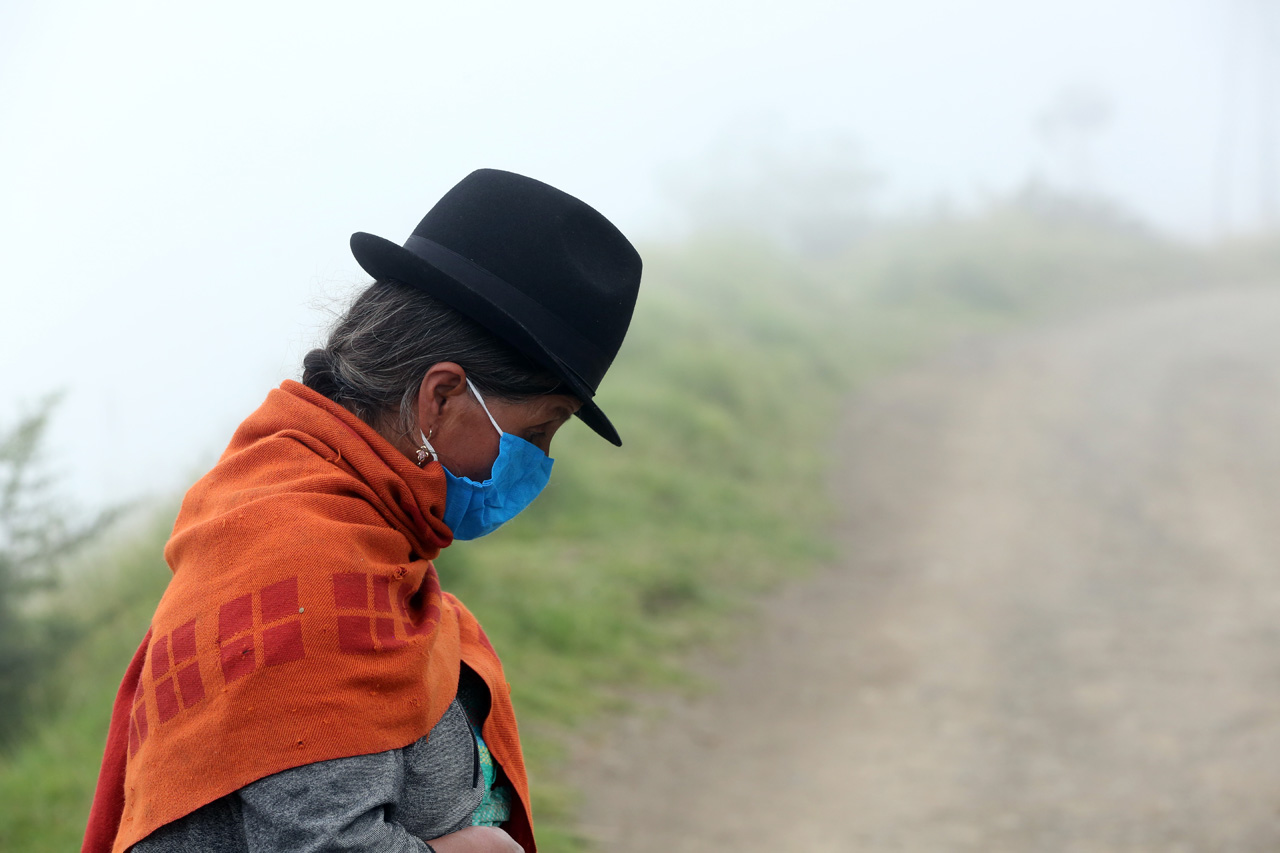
left=83, top=169, right=643, bottom=853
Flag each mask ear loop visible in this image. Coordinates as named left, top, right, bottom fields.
left=465, top=378, right=504, bottom=436
left=417, top=427, right=438, bottom=466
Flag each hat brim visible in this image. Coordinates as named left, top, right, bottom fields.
left=350, top=231, right=622, bottom=446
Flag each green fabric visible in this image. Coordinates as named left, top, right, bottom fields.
left=468, top=727, right=512, bottom=827
left=456, top=665, right=513, bottom=827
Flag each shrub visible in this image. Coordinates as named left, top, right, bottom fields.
left=0, top=399, right=114, bottom=751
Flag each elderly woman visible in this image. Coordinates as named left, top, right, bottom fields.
left=83, top=170, right=642, bottom=853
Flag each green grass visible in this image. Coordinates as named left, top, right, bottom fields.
left=0, top=206, right=1234, bottom=852
left=0, top=510, right=174, bottom=851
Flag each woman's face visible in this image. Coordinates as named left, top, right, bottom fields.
left=414, top=363, right=581, bottom=481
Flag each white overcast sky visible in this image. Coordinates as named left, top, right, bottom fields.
left=0, top=0, right=1266, bottom=508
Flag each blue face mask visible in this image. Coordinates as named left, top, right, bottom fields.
left=420, top=379, right=554, bottom=540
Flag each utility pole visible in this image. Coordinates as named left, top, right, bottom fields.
left=1215, top=0, right=1280, bottom=235
left=1215, top=0, right=1241, bottom=235
left=1258, top=0, right=1279, bottom=229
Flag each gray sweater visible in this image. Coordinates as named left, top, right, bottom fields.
left=131, top=698, right=483, bottom=853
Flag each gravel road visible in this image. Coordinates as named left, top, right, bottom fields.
left=572, top=286, right=1280, bottom=852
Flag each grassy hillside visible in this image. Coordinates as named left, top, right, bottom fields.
left=0, top=205, right=1232, bottom=851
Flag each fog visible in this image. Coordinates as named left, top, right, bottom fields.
left=0, top=0, right=1264, bottom=509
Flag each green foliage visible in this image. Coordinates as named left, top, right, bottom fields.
left=0, top=509, right=173, bottom=851
left=0, top=398, right=117, bottom=754
left=836, top=191, right=1203, bottom=317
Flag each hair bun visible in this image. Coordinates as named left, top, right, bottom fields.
left=302, top=348, right=341, bottom=399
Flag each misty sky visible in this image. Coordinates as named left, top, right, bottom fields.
left=0, top=0, right=1263, bottom=509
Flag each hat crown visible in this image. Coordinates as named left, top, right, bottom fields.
left=349, top=169, right=642, bottom=445
left=411, top=170, right=641, bottom=368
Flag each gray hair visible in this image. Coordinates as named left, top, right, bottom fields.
left=302, top=281, right=561, bottom=438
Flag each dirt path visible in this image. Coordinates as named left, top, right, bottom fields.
left=571, top=287, right=1280, bottom=852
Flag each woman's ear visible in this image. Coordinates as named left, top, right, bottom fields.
left=415, top=362, right=468, bottom=433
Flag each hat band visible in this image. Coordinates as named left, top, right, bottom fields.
left=403, top=236, right=608, bottom=391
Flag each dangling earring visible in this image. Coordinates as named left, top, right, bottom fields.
left=417, top=427, right=438, bottom=466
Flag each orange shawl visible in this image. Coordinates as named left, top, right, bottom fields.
left=83, top=381, right=535, bottom=852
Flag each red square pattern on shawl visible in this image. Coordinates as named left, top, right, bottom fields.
left=128, top=679, right=149, bottom=758
left=332, top=571, right=447, bottom=653
left=147, top=619, right=205, bottom=726
left=217, top=577, right=307, bottom=684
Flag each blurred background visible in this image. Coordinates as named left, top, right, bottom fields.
left=2, top=0, right=1265, bottom=509
left=4, top=0, right=1280, bottom=850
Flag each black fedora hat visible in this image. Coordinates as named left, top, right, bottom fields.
left=350, top=169, right=642, bottom=446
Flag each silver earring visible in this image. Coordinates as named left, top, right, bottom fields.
left=416, top=427, right=438, bottom=466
